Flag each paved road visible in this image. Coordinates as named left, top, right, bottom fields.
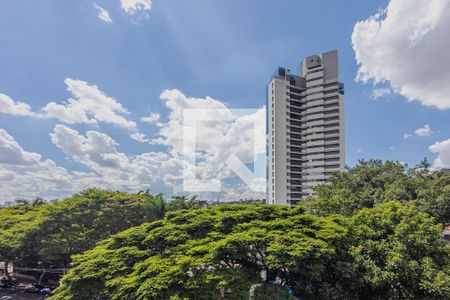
left=0, top=289, right=46, bottom=300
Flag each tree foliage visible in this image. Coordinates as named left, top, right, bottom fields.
left=307, top=160, right=450, bottom=223
left=349, top=202, right=450, bottom=299
left=2, top=160, right=449, bottom=299
left=0, top=189, right=199, bottom=272
left=50, top=202, right=450, bottom=300
left=0, top=205, right=41, bottom=278
left=50, top=205, right=348, bottom=299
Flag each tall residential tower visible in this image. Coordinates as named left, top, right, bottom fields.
left=267, top=50, right=345, bottom=206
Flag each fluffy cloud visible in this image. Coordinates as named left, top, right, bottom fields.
left=0, top=126, right=181, bottom=200
left=429, top=139, right=450, bottom=168
left=50, top=124, right=180, bottom=193
left=43, top=78, right=136, bottom=129
left=352, top=0, right=450, bottom=110
left=130, top=132, right=150, bottom=143
left=371, top=88, right=392, bottom=100
left=154, top=89, right=266, bottom=194
left=0, top=88, right=266, bottom=201
left=404, top=124, right=435, bottom=139
left=141, top=112, right=160, bottom=123
left=93, top=3, right=112, bottom=23
left=50, top=125, right=130, bottom=171
left=46, top=90, right=267, bottom=199
left=0, top=93, right=37, bottom=116
left=0, top=128, right=104, bottom=200
left=0, top=79, right=139, bottom=131
left=0, top=129, right=41, bottom=165
left=120, top=0, right=152, bottom=15
left=414, top=124, right=434, bottom=137
left=43, top=78, right=148, bottom=143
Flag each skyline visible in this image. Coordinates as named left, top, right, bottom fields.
left=1, top=0, right=450, bottom=201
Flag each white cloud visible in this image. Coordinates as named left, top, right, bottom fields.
left=42, top=78, right=148, bottom=143
left=1, top=79, right=138, bottom=131
left=414, top=124, right=434, bottom=137
left=0, top=93, right=37, bottom=117
left=429, top=139, right=450, bottom=168
left=0, top=129, right=41, bottom=165
left=1, top=78, right=151, bottom=144
left=93, top=3, right=112, bottom=23
left=352, top=0, right=450, bottom=110
left=130, top=132, right=150, bottom=143
left=50, top=124, right=130, bottom=171
left=371, top=88, right=392, bottom=100
left=43, top=78, right=136, bottom=130
left=403, top=133, right=412, bottom=139
left=141, top=112, right=160, bottom=123
left=0, top=128, right=105, bottom=200
left=403, top=124, right=434, bottom=139
left=153, top=89, right=266, bottom=194
left=120, top=0, right=152, bottom=15
left=50, top=124, right=180, bottom=193
left=0, top=88, right=266, bottom=201
left=0, top=125, right=178, bottom=201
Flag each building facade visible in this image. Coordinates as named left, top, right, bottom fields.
left=267, top=50, right=345, bottom=206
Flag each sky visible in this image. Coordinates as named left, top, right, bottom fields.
left=0, top=0, right=450, bottom=201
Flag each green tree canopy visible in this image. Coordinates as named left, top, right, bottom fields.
left=307, top=160, right=450, bottom=223
left=349, top=202, right=450, bottom=299
left=0, top=189, right=196, bottom=273
left=0, top=205, right=41, bottom=278
left=50, top=204, right=349, bottom=299
left=50, top=202, right=450, bottom=300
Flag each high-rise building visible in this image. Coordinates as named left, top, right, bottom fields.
left=267, top=50, right=345, bottom=206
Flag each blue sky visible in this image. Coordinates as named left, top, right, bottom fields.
left=1, top=0, right=449, bottom=201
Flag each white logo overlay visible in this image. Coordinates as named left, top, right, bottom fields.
left=182, top=108, right=266, bottom=193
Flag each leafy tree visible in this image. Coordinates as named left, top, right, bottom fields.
left=15, top=197, right=47, bottom=207
left=50, top=205, right=349, bottom=300
left=50, top=202, right=450, bottom=300
left=251, top=284, right=298, bottom=299
left=167, top=195, right=199, bottom=211
left=306, top=160, right=450, bottom=223
left=348, top=202, right=450, bottom=299
left=22, top=189, right=172, bottom=270
left=0, top=205, right=42, bottom=279
left=0, top=189, right=191, bottom=280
